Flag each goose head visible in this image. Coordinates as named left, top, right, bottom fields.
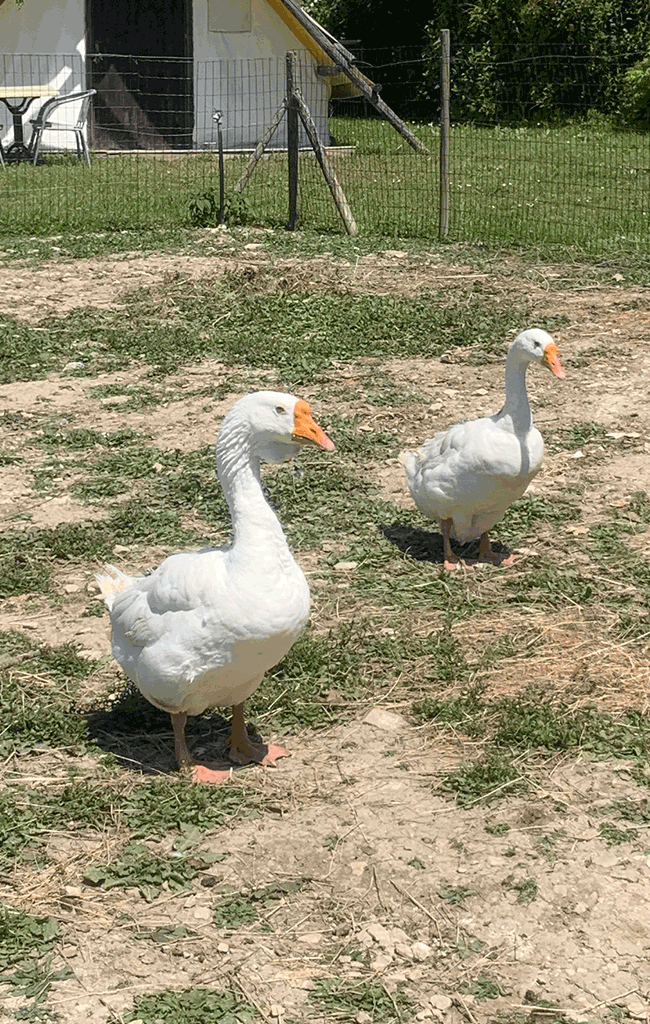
left=219, top=390, right=334, bottom=464
left=510, top=329, right=565, bottom=379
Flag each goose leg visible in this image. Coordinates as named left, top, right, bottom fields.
left=229, top=703, right=289, bottom=767
left=440, top=518, right=460, bottom=571
left=477, top=531, right=514, bottom=567
left=170, top=711, right=232, bottom=785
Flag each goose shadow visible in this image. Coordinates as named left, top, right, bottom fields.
left=380, top=521, right=513, bottom=566
left=85, top=689, right=271, bottom=778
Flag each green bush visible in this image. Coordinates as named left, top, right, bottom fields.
left=620, top=51, right=650, bottom=127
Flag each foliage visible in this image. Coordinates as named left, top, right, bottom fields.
left=310, top=977, right=414, bottom=1021
left=424, top=0, right=650, bottom=123
left=620, top=50, right=650, bottom=127
left=120, top=988, right=255, bottom=1024
left=83, top=842, right=203, bottom=901
left=187, top=188, right=251, bottom=228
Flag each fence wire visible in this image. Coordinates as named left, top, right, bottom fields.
left=0, top=47, right=649, bottom=249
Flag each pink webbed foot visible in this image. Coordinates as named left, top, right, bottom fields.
left=190, top=764, right=233, bottom=785
left=229, top=738, right=290, bottom=767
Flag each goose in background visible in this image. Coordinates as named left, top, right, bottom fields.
left=402, top=329, right=564, bottom=570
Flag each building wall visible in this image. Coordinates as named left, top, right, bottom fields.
left=192, top=0, right=331, bottom=149
left=0, top=0, right=332, bottom=153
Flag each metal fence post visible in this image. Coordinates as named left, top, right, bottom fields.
left=439, top=29, right=450, bottom=240
left=286, top=52, right=299, bottom=231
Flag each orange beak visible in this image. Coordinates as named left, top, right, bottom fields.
left=292, top=400, right=335, bottom=451
left=542, top=342, right=565, bottom=379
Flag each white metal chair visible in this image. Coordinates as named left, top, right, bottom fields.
left=29, top=89, right=96, bottom=166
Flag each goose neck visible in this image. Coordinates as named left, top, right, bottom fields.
left=502, top=351, right=533, bottom=432
left=217, top=431, right=287, bottom=549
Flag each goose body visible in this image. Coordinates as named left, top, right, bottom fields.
left=402, top=329, right=564, bottom=568
left=98, top=391, right=334, bottom=782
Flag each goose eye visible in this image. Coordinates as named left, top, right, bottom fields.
left=275, top=405, right=287, bottom=415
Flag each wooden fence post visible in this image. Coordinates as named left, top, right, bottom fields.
left=294, top=89, right=358, bottom=236
left=286, top=52, right=299, bottom=231
left=439, top=28, right=450, bottom=240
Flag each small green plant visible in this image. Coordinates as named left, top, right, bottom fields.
left=442, top=751, right=528, bottom=807
left=120, top=987, right=255, bottom=1024
left=485, top=821, right=510, bottom=836
left=598, top=822, right=639, bottom=846
left=460, top=973, right=502, bottom=1002
left=505, top=877, right=538, bottom=904
left=0, top=906, right=70, bottom=1018
left=83, top=842, right=203, bottom=901
left=212, top=879, right=308, bottom=929
left=438, top=881, right=478, bottom=906
left=310, top=977, right=413, bottom=1022
left=187, top=189, right=251, bottom=227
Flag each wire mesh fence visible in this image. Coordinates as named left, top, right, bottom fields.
left=0, top=45, right=649, bottom=249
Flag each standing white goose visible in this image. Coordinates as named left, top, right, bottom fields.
left=97, top=391, right=334, bottom=784
left=402, top=329, right=565, bottom=570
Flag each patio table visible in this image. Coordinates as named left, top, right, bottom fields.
left=0, top=85, right=59, bottom=162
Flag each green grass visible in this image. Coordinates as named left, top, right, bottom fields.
left=118, top=988, right=255, bottom=1024
left=3, top=119, right=650, bottom=251
left=310, top=977, right=414, bottom=1022
left=0, top=906, right=70, bottom=1019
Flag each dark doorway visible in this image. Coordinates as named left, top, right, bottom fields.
left=87, top=0, right=194, bottom=149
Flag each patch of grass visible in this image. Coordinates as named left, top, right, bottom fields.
left=485, top=822, right=510, bottom=836
left=248, top=623, right=366, bottom=730
left=211, top=880, right=307, bottom=930
left=460, top=973, right=503, bottom=1002
left=438, top=882, right=478, bottom=906
left=505, top=877, right=538, bottom=904
left=0, top=905, right=70, bottom=1019
left=498, top=494, right=581, bottom=544
left=323, top=413, right=399, bottom=459
left=504, top=562, right=597, bottom=608
left=83, top=841, right=203, bottom=901
left=442, top=751, right=529, bottom=807
left=310, top=977, right=414, bottom=1022
left=119, top=987, right=255, bottom=1024
left=548, top=421, right=610, bottom=449
left=414, top=683, right=486, bottom=737
left=0, top=633, right=97, bottom=755
left=33, top=425, right=141, bottom=452
left=598, top=821, right=639, bottom=846
left=122, top=776, right=260, bottom=837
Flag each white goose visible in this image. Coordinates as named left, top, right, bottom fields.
left=402, top=329, right=564, bottom=570
left=97, top=391, right=334, bottom=784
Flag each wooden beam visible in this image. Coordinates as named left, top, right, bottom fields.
left=294, top=88, right=357, bottom=236
left=234, top=99, right=286, bottom=192
left=286, top=53, right=299, bottom=231
left=273, top=0, right=427, bottom=154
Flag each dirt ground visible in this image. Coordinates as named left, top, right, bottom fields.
left=1, top=244, right=650, bottom=1024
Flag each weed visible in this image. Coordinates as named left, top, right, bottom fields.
left=485, top=822, right=510, bottom=836
left=248, top=623, right=365, bottom=730
left=83, top=841, right=202, bottom=901
left=548, top=421, right=610, bottom=449
left=0, top=905, right=70, bottom=1019
left=598, top=821, right=639, bottom=845
left=212, top=879, right=309, bottom=929
left=414, top=683, right=487, bottom=737
left=0, top=633, right=96, bottom=754
left=438, top=882, right=478, bottom=905
left=460, top=973, right=503, bottom=1001
left=122, top=777, right=260, bottom=837
left=120, top=987, right=255, bottom=1024
left=498, top=494, right=580, bottom=544
left=505, top=877, right=539, bottom=904
left=310, top=977, right=413, bottom=1022
left=442, top=751, right=529, bottom=807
